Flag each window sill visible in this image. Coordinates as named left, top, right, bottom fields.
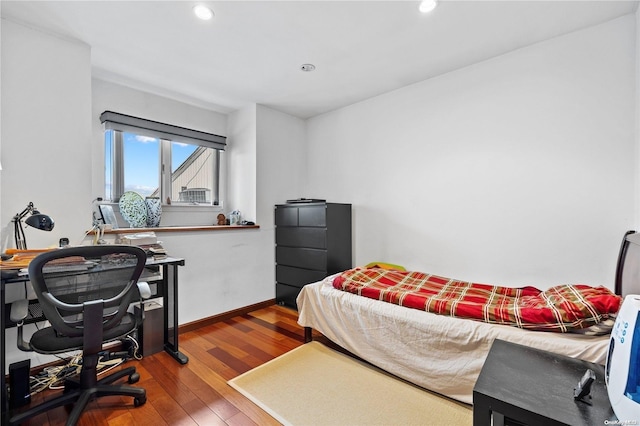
left=90, top=225, right=260, bottom=235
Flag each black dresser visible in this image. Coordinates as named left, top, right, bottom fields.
left=275, top=201, right=352, bottom=309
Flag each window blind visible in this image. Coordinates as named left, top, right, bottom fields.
left=100, top=111, right=226, bottom=150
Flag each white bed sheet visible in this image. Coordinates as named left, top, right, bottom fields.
left=296, top=274, right=611, bottom=405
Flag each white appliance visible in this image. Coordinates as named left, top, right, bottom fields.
left=606, top=294, right=640, bottom=422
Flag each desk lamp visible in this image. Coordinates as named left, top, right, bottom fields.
left=13, top=202, right=54, bottom=250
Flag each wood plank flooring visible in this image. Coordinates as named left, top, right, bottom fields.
left=12, top=304, right=311, bottom=426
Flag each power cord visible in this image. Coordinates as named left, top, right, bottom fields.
left=29, top=353, right=82, bottom=395
left=126, top=335, right=143, bottom=360
left=27, top=335, right=143, bottom=395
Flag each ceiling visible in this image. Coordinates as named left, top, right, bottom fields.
left=1, top=1, right=638, bottom=119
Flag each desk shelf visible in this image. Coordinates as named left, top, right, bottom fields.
left=3, top=265, right=164, bottom=329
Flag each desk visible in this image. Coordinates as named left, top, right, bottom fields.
left=473, top=339, right=616, bottom=426
left=1, top=256, right=187, bottom=419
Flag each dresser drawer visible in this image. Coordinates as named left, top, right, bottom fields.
left=276, top=246, right=327, bottom=271
left=276, top=227, right=327, bottom=249
left=276, top=265, right=327, bottom=288
left=275, top=206, right=299, bottom=226
left=298, top=205, right=326, bottom=227
left=275, top=283, right=302, bottom=309
left=276, top=204, right=327, bottom=227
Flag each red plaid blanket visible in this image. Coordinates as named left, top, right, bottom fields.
left=333, top=268, right=622, bottom=332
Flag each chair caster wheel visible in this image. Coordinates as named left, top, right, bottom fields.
left=134, top=396, right=146, bottom=407
left=128, top=372, right=140, bottom=384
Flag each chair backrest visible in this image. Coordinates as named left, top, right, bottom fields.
left=27, top=245, right=147, bottom=338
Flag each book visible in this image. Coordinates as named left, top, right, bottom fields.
left=118, top=232, right=157, bottom=246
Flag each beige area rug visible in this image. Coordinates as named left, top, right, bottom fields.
left=228, top=341, right=472, bottom=426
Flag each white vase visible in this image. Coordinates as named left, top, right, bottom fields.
left=119, top=191, right=147, bottom=228
left=145, top=197, right=162, bottom=227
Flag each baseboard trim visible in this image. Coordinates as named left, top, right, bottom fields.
left=178, top=299, right=276, bottom=334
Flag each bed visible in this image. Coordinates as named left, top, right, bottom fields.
left=296, top=231, right=640, bottom=405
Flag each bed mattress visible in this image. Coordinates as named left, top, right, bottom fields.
left=297, top=274, right=611, bottom=405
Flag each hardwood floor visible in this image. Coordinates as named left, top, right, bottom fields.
left=13, top=304, right=308, bottom=426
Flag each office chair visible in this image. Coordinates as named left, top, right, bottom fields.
left=9, top=245, right=150, bottom=426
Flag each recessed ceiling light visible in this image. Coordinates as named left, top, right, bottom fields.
left=193, top=4, right=214, bottom=21
left=301, top=64, right=316, bottom=72
left=419, top=0, right=438, bottom=14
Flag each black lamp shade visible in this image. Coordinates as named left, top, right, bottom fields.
left=25, top=214, right=55, bottom=231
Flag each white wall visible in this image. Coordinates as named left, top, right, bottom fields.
left=1, top=17, right=3, bottom=231
left=1, top=19, right=92, bottom=250
left=226, top=104, right=307, bottom=226
left=228, top=104, right=257, bottom=221
left=220, top=104, right=307, bottom=318
left=305, top=15, right=636, bottom=289
left=255, top=104, right=307, bottom=223
left=1, top=19, right=93, bottom=369
left=636, top=7, right=640, bottom=229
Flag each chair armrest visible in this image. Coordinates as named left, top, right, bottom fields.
left=10, top=299, right=29, bottom=323
left=137, top=281, right=151, bottom=300
left=11, top=299, right=32, bottom=351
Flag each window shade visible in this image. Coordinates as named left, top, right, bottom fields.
left=100, top=111, right=226, bottom=150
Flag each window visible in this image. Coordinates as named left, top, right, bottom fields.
left=101, top=112, right=225, bottom=206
